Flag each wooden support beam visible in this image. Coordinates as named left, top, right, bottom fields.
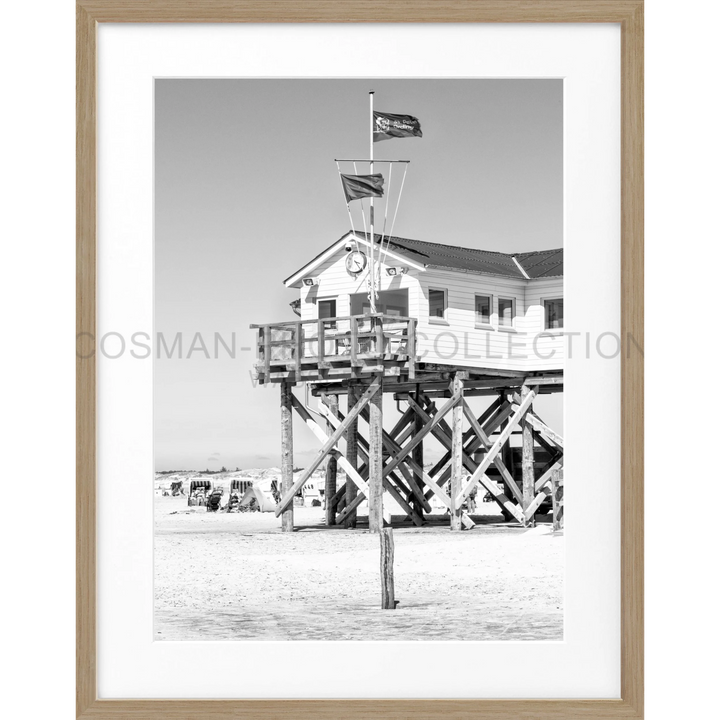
left=459, top=386, right=538, bottom=503
left=420, top=400, right=523, bottom=517
left=535, top=457, right=565, bottom=492
left=516, top=408, right=564, bottom=449
left=384, top=475, right=424, bottom=527
left=368, top=374, right=384, bottom=533
left=275, top=378, right=380, bottom=516
left=323, top=394, right=338, bottom=527
left=551, top=468, right=564, bottom=531
left=381, top=389, right=463, bottom=480
left=263, top=325, right=271, bottom=380
left=521, top=385, right=536, bottom=526
left=450, top=375, right=464, bottom=531
left=380, top=528, right=395, bottom=610
left=373, top=417, right=434, bottom=515
left=425, top=396, right=504, bottom=481
left=294, top=400, right=370, bottom=499
left=462, top=399, right=524, bottom=504
left=422, top=398, right=513, bottom=503
left=411, top=387, right=425, bottom=519
left=329, top=483, right=346, bottom=510
left=407, top=320, right=416, bottom=380
left=419, top=363, right=527, bottom=378
left=336, top=492, right=365, bottom=526
left=294, top=322, right=303, bottom=377
left=344, top=385, right=359, bottom=528
left=524, top=485, right=552, bottom=522
left=329, top=399, right=466, bottom=526
left=279, top=381, right=294, bottom=532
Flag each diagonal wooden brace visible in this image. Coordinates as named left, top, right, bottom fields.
left=411, top=396, right=521, bottom=522
left=325, top=404, right=433, bottom=520
left=459, top=386, right=539, bottom=504
left=534, top=457, right=565, bottom=493
left=319, top=405, right=426, bottom=526
left=461, top=399, right=524, bottom=503
left=275, top=378, right=380, bottom=516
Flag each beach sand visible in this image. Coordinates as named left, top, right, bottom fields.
left=154, top=494, right=563, bottom=641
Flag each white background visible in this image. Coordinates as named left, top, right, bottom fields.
left=97, top=22, right=619, bottom=700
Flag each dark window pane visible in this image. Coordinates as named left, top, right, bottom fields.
left=498, top=298, right=514, bottom=326
left=429, top=289, right=446, bottom=319
left=318, top=299, right=336, bottom=320
left=318, top=299, right=337, bottom=330
left=545, top=299, right=564, bottom=329
left=475, top=295, right=491, bottom=324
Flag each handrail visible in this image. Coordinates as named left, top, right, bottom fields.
left=254, top=315, right=418, bottom=375
left=250, top=313, right=414, bottom=329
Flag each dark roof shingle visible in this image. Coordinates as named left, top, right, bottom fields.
left=354, top=231, right=563, bottom=279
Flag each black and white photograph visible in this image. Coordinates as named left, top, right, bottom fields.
left=153, top=78, right=565, bottom=642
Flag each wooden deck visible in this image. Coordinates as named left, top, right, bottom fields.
left=251, top=314, right=417, bottom=385
left=251, top=314, right=563, bottom=394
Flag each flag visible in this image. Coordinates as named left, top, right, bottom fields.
left=340, top=173, right=385, bottom=203
left=373, top=111, right=423, bottom=142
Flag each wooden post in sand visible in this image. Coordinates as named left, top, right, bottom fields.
left=380, top=527, right=395, bottom=609
left=280, top=381, right=294, bottom=532
left=324, top=393, right=338, bottom=526
left=521, top=384, right=535, bottom=528
left=412, top=387, right=425, bottom=521
left=368, top=375, right=384, bottom=533
left=450, top=373, right=464, bottom=531
left=344, top=384, right=359, bottom=528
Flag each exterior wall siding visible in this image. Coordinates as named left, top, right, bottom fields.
left=299, top=248, right=563, bottom=373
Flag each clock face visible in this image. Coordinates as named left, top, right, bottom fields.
left=345, top=250, right=367, bottom=274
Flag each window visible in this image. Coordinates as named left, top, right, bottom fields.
left=429, top=288, right=447, bottom=321
left=350, top=289, right=408, bottom=317
left=318, top=298, right=337, bottom=329
left=544, top=298, right=564, bottom=329
left=475, top=294, right=492, bottom=325
left=498, top=297, right=515, bottom=328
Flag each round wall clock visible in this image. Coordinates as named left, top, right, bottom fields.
left=345, top=250, right=367, bottom=274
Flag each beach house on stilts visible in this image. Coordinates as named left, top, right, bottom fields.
left=251, top=93, right=564, bottom=533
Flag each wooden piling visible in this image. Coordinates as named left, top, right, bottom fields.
left=412, top=387, right=425, bottom=521
left=551, top=467, right=564, bottom=531
left=344, top=384, right=359, bottom=528
left=368, top=375, right=384, bottom=533
left=280, top=380, right=294, bottom=532
left=450, top=374, right=464, bottom=531
left=380, top=527, right=395, bottom=609
left=521, top=384, right=535, bottom=527
left=324, top=393, right=338, bottom=526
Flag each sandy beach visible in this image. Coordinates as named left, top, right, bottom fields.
left=154, top=495, right=563, bottom=641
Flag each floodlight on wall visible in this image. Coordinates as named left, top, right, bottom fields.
left=302, top=277, right=317, bottom=287
left=386, top=266, right=409, bottom=276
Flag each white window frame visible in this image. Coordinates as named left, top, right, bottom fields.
left=474, top=293, right=494, bottom=329
left=542, top=297, right=564, bottom=330
left=428, top=287, right=449, bottom=324
left=497, top=296, right=516, bottom=331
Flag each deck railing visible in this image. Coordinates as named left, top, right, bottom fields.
left=251, top=314, right=417, bottom=380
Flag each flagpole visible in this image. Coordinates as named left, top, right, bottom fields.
left=369, top=90, right=376, bottom=313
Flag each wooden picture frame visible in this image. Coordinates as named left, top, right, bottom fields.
left=77, top=1, right=643, bottom=717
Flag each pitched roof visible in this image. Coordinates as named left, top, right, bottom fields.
left=513, top=249, right=564, bottom=278
left=284, top=231, right=563, bottom=286
left=353, top=231, right=563, bottom=279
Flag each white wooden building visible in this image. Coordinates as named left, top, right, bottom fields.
left=284, top=231, right=563, bottom=373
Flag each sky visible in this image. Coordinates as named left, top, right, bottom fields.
left=154, top=79, right=563, bottom=471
